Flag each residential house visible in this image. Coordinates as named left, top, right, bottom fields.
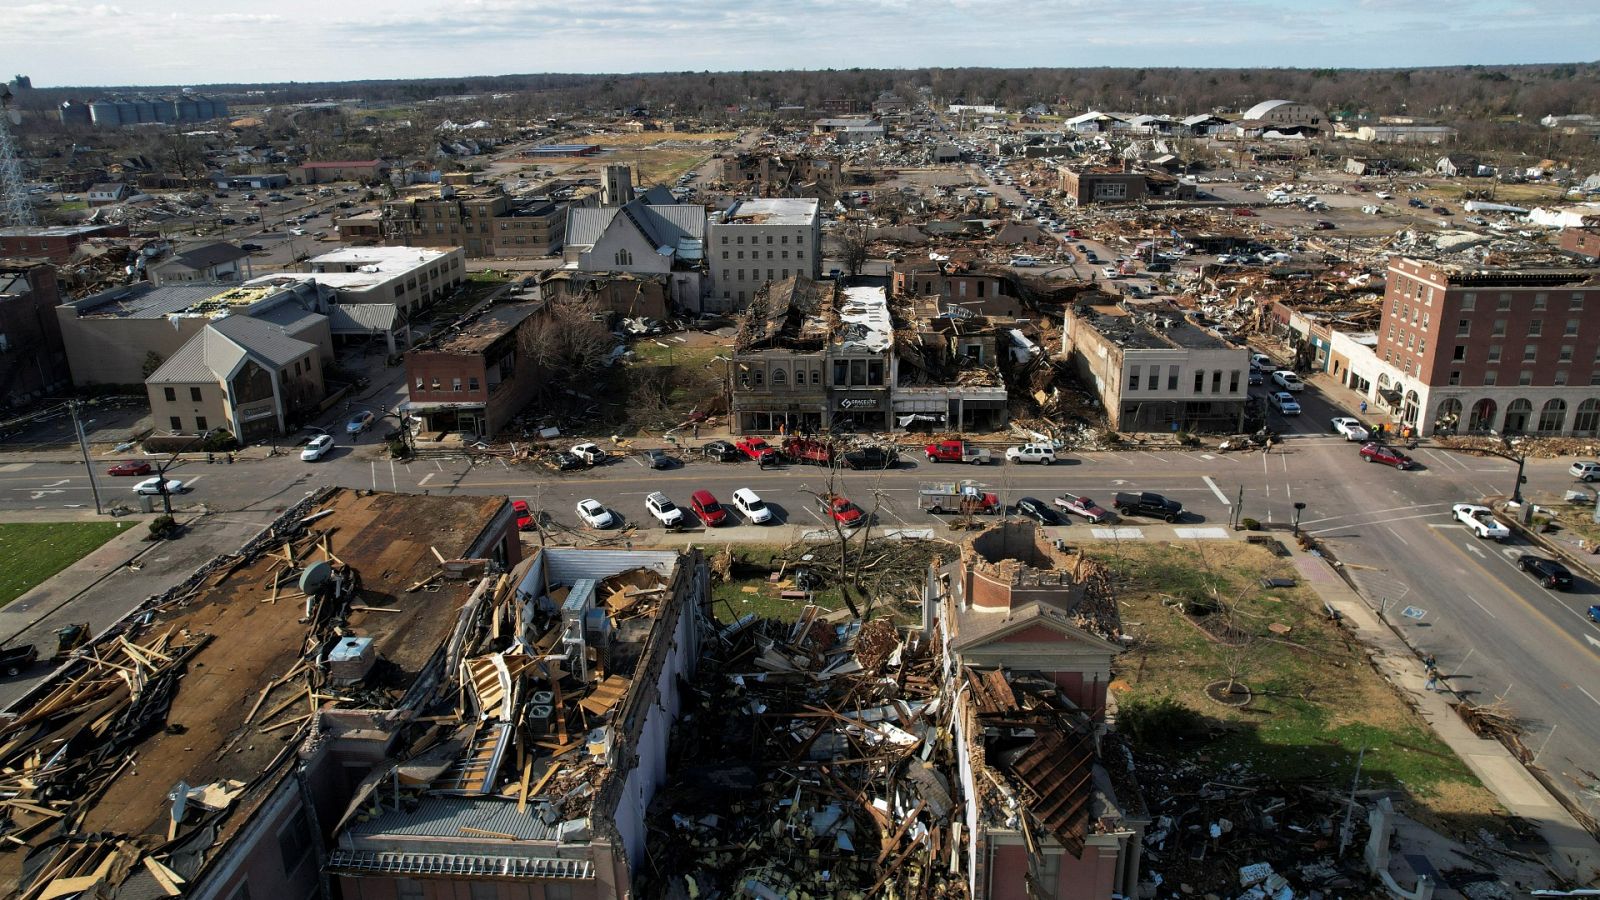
left=148, top=241, right=253, bottom=285
left=1062, top=297, right=1250, bottom=432
left=0, top=488, right=523, bottom=900
left=0, top=260, right=72, bottom=407
left=1436, top=154, right=1482, bottom=177
left=1058, top=164, right=1196, bottom=206
left=707, top=198, right=821, bottom=311
left=146, top=313, right=326, bottom=439
left=85, top=182, right=127, bottom=206
left=402, top=300, right=547, bottom=439
left=929, top=522, right=1146, bottom=900
left=563, top=197, right=707, bottom=312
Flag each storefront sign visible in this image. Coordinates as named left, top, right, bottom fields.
left=838, top=398, right=880, bottom=411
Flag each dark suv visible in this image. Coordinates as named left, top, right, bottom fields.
left=1518, top=555, right=1573, bottom=590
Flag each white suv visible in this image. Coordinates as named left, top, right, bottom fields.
left=644, top=492, right=684, bottom=528
left=1570, top=461, right=1600, bottom=482
left=1006, top=443, right=1058, bottom=465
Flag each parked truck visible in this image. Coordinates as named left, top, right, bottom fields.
left=918, top=480, right=1001, bottom=515
left=1111, top=491, right=1184, bottom=523
left=924, top=440, right=992, bottom=465
left=781, top=436, right=834, bottom=467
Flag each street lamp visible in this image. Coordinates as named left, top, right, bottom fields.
left=1292, top=501, right=1307, bottom=535
left=1454, top=440, right=1528, bottom=507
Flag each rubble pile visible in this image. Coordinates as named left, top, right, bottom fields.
left=641, top=610, right=963, bottom=899
left=1438, top=434, right=1600, bottom=460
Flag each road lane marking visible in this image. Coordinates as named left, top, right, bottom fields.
left=1173, top=527, right=1229, bottom=540
left=1384, top=525, right=1409, bottom=546
left=1308, top=511, right=1450, bottom=534
left=418, top=473, right=436, bottom=486
left=1302, top=502, right=1452, bottom=526
left=1467, top=544, right=1485, bottom=558
left=1202, top=476, right=1230, bottom=505
left=1466, top=594, right=1498, bottom=619
left=1580, top=686, right=1600, bottom=709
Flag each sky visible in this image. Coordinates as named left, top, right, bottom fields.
left=5, top=0, right=1596, bottom=87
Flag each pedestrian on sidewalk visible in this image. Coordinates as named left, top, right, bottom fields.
left=692, top=423, right=700, bottom=439
left=1359, top=400, right=1367, bottom=414
left=1424, top=673, right=1440, bottom=692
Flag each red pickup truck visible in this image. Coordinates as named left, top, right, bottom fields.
left=734, top=437, right=778, bottom=464
left=925, top=440, right=992, bottom=465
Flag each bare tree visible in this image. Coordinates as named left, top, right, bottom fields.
left=836, top=221, right=871, bottom=277
left=520, top=298, right=616, bottom=415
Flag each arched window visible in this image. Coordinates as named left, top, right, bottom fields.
left=1504, top=398, right=1533, bottom=433
left=1574, top=399, right=1600, bottom=436
left=1468, top=398, right=1497, bottom=432
left=615, top=248, right=633, bottom=266
left=1434, top=398, right=1462, bottom=434
left=772, top=368, right=787, bottom=387
left=1537, top=398, right=1568, bottom=434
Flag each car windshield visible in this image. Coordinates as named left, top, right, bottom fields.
left=743, top=497, right=766, bottom=510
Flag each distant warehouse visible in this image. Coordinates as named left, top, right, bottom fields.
left=521, top=144, right=602, bottom=158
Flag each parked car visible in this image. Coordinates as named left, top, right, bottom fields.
left=1250, top=353, right=1273, bottom=369
left=731, top=487, right=772, bottom=524
left=1569, top=460, right=1600, bottom=481
left=1271, top=392, right=1302, bottom=415
left=1005, top=443, right=1058, bottom=465
left=1518, top=555, right=1573, bottom=590
left=1014, top=497, right=1062, bottom=526
left=1432, top=206, right=1451, bottom=216
left=702, top=440, right=742, bottom=462
left=644, top=492, right=684, bottom=529
left=1271, top=370, right=1304, bottom=392
left=1054, top=494, right=1110, bottom=523
left=571, top=442, right=607, bottom=465
left=345, top=410, right=375, bottom=434
left=1407, top=197, right=1426, bottom=208
left=843, top=446, right=899, bottom=470
left=575, top=498, right=617, bottom=529
left=926, top=439, right=991, bottom=464
left=0, top=644, right=38, bottom=677
left=1112, top=491, right=1183, bottom=523
left=1452, top=503, right=1509, bottom=541
left=1359, top=442, right=1414, bottom=469
left=820, top=494, right=866, bottom=528
left=1247, top=370, right=1264, bottom=386
left=106, top=460, right=152, bottom=476
left=734, top=436, right=777, bottom=464
left=688, top=490, right=728, bottom=527
left=643, top=448, right=678, bottom=470
left=133, top=477, right=184, bottom=495
left=301, top=434, right=334, bottom=461
left=512, top=500, right=535, bottom=530
left=1331, top=417, right=1370, bottom=441
left=552, top=452, right=584, bottom=471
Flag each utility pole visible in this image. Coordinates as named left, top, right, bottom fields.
left=68, top=401, right=103, bottom=515
left=1338, top=746, right=1366, bottom=857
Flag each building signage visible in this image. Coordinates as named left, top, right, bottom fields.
left=838, top=398, right=880, bottom=410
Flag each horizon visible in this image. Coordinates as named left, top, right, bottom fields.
left=7, top=0, right=1599, bottom=89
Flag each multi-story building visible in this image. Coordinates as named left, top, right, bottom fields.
left=1062, top=298, right=1250, bottom=433
left=288, top=159, right=388, bottom=184
left=812, top=116, right=885, bottom=144
left=0, top=260, right=72, bottom=408
left=0, top=223, right=130, bottom=263
left=57, top=279, right=334, bottom=386
left=563, top=197, right=707, bottom=312
left=718, top=152, right=842, bottom=193
left=707, top=198, right=821, bottom=311
left=1358, top=257, right=1600, bottom=436
left=146, top=313, right=326, bottom=440
left=383, top=184, right=567, bottom=257
left=403, top=300, right=547, bottom=439
left=893, top=261, right=1027, bottom=318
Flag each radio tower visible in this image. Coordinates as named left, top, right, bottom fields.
left=0, top=85, right=34, bottom=227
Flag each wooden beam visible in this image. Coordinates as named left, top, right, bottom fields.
left=516, top=756, right=533, bottom=814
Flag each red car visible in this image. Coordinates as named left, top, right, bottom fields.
left=820, top=494, right=865, bottom=528
left=107, top=460, right=152, bottom=476
left=734, top=436, right=777, bottom=464
left=1359, top=442, right=1415, bottom=470
left=690, top=490, right=730, bottom=527
left=512, top=500, right=534, bottom=531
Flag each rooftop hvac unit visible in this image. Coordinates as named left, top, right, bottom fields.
left=327, top=635, right=377, bottom=685
left=526, top=704, right=554, bottom=735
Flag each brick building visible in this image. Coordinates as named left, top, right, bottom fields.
left=893, top=261, right=1027, bottom=318
left=383, top=184, right=567, bottom=257
left=1562, top=225, right=1600, bottom=262
left=0, top=260, right=72, bottom=408
left=0, top=223, right=130, bottom=263
left=288, top=159, right=388, bottom=184
left=403, top=300, right=547, bottom=439
left=1366, top=257, right=1600, bottom=435
left=1057, top=165, right=1195, bottom=206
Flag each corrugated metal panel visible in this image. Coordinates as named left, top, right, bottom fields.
left=543, top=549, right=678, bottom=584
left=349, top=796, right=561, bottom=841
left=326, top=849, right=594, bottom=880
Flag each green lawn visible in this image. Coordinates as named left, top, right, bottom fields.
left=0, top=522, right=129, bottom=608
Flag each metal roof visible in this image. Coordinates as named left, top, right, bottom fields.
left=147, top=315, right=316, bottom=384
left=565, top=199, right=704, bottom=250
left=348, top=796, right=562, bottom=842
left=329, top=303, right=400, bottom=333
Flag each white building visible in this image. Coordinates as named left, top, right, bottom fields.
left=707, top=199, right=821, bottom=312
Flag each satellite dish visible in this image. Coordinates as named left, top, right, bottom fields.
left=299, top=560, right=333, bottom=594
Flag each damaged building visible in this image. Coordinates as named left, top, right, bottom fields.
left=1062, top=297, right=1250, bottom=433
left=403, top=299, right=549, bottom=440
left=0, top=486, right=710, bottom=900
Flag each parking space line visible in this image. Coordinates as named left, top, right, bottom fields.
left=1202, top=476, right=1230, bottom=506
left=1466, top=594, right=1498, bottom=619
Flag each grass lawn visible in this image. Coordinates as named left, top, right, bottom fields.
left=1094, top=540, right=1504, bottom=832
left=0, top=522, right=129, bottom=608
left=710, top=543, right=847, bottom=623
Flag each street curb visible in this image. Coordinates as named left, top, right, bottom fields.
left=1496, top=500, right=1600, bottom=586
left=0, top=514, right=200, bottom=648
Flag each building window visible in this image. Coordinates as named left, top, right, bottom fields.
left=737, top=270, right=744, bottom=281
left=452, top=377, right=462, bottom=392
left=736, top=236, right=744, bottom=244
left=1497, top=293, right=1512, bottom=310
left=1448, top=370, right=1461, bottom=385
left=1519, top=370, right=1533, bottom=386
left=1193, top=370, right=1204, bottom=392
left=1460, top=292, right=1476, bottom=311
left=416, top=378, right=424, bottom=390
left=1492, top=319, right=1506, bottom=337
left=781, top=250, right=789, bottom=259
left=796, top=249, right=804, bottom=259
left=1128, top=366, right=1141, bottom=391
left=1534, top=292, right=1548, bottom=310
left=163, top=387, right=176, bottom=402
left=1229, top=370, right=1240, bottom=393
left=1483, top=370, right=1497, bottom=386
left=772, top=368, right=787, bottom=386
left=397, top=881, right=424, bottom=900
left=1555, top=370, right=1569, bottom=386
left=1457, top=319, right=1470, bottom=336
left=720, top=236, right=727, bottom=245
left=1524, top=344, right=1538, bottom=362
left=189, top=386, right=202, bottom=402
left=468, top=376, right=479, bottom=391
left=721, top=251, right=728, bottom=259
left=615, top=249, right=632, bottom=266
left=1453, top=345, right=1465, bottom=361
left=1572, top=294, right=1584, bottom=311
left=1529, top=319, right=1543, bottom=337
left=1488, top=345, right=1502, bottom=363
left=170, top=416, right=182, bottom=430
left=737, top=251, right=744, bottom=260
left=767, top=251, right=774, bottom=260
left=1561, top=345, right=1575, bottom=362
left=277, top=809, right=313, bottom=876
left=1167, top=367, right=1178, bottom=390
left=194, top=416, right=207, bottom=431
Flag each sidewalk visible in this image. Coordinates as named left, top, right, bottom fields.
left=615, top=519, right=1244, bottom=550
left=1290, top=540, right=1600, bottom=884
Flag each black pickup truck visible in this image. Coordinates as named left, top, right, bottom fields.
left=0, top=644, right=37, bottom=677
left=1112, top=491, right=1184, bottom=523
